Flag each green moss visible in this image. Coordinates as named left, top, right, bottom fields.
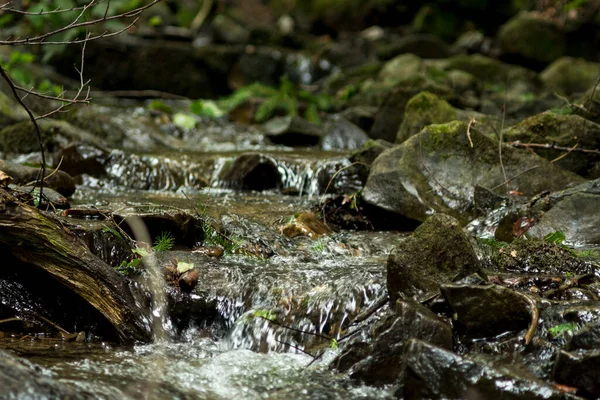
left=397, top=92, right=457, bottom=143
left=498, top=13, right=565, bottom=63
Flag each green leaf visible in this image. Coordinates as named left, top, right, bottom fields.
left=132, top=247, right=149, bottom=257
left=544, top=231, right=566, bottom=245
left=173, top=113, right=197, bottom=129
left=148, top=15, right=163, bottom=27
left=190, top=100, right=225, bottom=118
left=253, top=309, right=276, bottom=321
left=176, top=261, right=194, bottom=274
left=330, top=338, right=338, bottom=350
left=548, top=323, right=578, bottom=338
left=147, top=100, right=173, bottom=115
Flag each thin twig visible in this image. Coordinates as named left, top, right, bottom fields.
left=466, top=117, right=476, bottom=148
left=514, top=291, right=538, bottom=345
left=508, top=142, right=600, bottom=155
left=0, top=64, right=45, bottom=207
left=498, top=81, right=508, bottom=190
left=490, top=165, right=540, bottom=191
left=0, top=0, right=163, bottom=45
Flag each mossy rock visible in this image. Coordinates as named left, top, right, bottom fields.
left=363, top=120, right=585, bottom=223
left=367, top=76, right=454, bottom=142
left=504, top=111, right=600, bottom=178
left=396, top=91, right=457, bottom=144
left=0, top=119, right=107, bottom=155
left=492, top=238, right=591, bottom=276
left=497, top=12, right=565, bottom=64
left=540, top=57, right=600, bottom=96
left=378, top=54, right=424, bottom=86
left=387, top=213, right=481, bottom=302
left=433, top=54, right=537, bottom=85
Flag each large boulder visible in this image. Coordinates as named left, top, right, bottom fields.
left=504, top=111, right=600, bottom=178
left=540, top=57, right=600, bottom=96
left=497, top=12, right=565, bottom=65
left=386, top=213, right=481, bottom=303
left=363, top=121, right=585, bottom=223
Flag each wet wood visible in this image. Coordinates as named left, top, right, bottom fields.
left=0, top=188, right=151, bottom=343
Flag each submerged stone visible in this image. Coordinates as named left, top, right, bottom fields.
left=386, top=213, right=481, bottom=303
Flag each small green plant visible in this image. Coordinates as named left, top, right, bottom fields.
left=153, top=231, right=175, bottom=252
left=311, top=239, right=325, bottom=253
left=577, top=249, right=600, bottom=257
left=102, top=225, right=123, bottom=240
left=548, top=322, right=578, bottom=339
left=330, top=338, right=339, bottom=350
left=544, top=231, right=566, bottom=245
left=147, top=100, right=173, bottom=115
left=550, top=106, right=575, bottom=116
left=2, top=50, right=62, bottom=95
left=201, top=219, right=243, bottom=254
left=191, top=76, right=334, bottom=124
left=253, top=309, right=276, bottom=321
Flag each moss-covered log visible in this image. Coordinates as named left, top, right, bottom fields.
left=0, top=188, right=151, bottom=343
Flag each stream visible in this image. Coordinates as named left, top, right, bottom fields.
left=0, top=100, right=400, bottom=399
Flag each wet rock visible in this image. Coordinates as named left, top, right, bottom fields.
left=396, top=91, right=457, bottom=144
left=401, top=339, right=568, bottom=400
left=65, top=103, right=184, bottom=152
left=348, top=300, right=452, bottom=386
left=11, top=186, right=70, bottom=209
left=441, top=284, right=532, bottom=339
left=567, top=321, right=600, bottom=351
left=377, top=53, right=423, bottom=86
left=0, top=159, right=75, bottom=197
left=339, top=106, right=378, bottom=132
left=0, top=90, right=27, bottom=129
left=497, top=12, right=565, bottom=65
left=321, top=115, right=369, bottom=151
left=386, top=214, right=481, bottom=303
left=435, top=54, right=538, bottom=86
left=363, top=121, right=585, bottom=223
left=349, top=139, right=393, bottom=182
left=504, top=111, right=600, bottom=178
left=278, top=211, right=331, bottom=239
left=377, top=34, right=450, bottom=60
left=492, top=239, right=592, bottom=276
left=451, top=30, right=488, bottom=55
left=0, top=119, right=108, bottom=155
left=263, top=116, right=324, bottom=147
left=579, top=83, right=600, bottom=124
left=368, top=77, right=453, bottom=142
left=58, top=143, right=109, bottom=178
left=0, top=350, right=91, bottom=399
left=554, top=349, right=600, bottom=397
left=527, top=192, right=600, bottom=247
left=218, top=153, right=279, bottom=191
left=540, top=57, right=600, bottom=96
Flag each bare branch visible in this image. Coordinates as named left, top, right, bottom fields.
left=0, top=64, right=46, bottom=206
left=0, top=0, right=163, bottom=46
left=0, top=0, right=106, bottom=15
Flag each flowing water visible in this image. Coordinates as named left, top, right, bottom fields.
left=1, top=103, right=401, bottom=398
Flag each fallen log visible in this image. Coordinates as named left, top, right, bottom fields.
left=0, top=187, right=151, bottom=343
